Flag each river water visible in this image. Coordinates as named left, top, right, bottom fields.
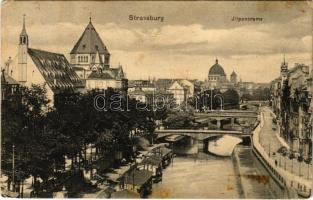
left=149, top=144, right=278, bottom=198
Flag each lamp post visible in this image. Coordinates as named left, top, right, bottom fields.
left=299, top=160, right=301, bottom=177
left=12, top=144, right=15, bottom=192
left=307, top=163, right=310, bottom=179
left=210, top=88, right=213, bottom=111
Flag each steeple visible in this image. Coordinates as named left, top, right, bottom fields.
left=19, top=14, right=28, bottom=45
left=18, top=14, right=28, bottom=83
left=281, top=54, right=288, bottom=73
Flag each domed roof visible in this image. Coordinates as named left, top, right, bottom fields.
left=209, top=59, right=226, bottom=76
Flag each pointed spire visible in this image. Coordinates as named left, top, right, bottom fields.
left=89, top=12, right=92, bottom=23
left=215, top=58, right=218, bottom=64
left=20, top=14, right=27, bottom=36
left=283, top=54, right=286, bottom=64
left=23, top=14, right=26, bottom=29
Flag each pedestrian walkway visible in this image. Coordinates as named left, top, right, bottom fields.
left=258, top=107, right=312, bottom=180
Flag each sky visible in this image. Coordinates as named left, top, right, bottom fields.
left=1, top=1, right=312, bottom=83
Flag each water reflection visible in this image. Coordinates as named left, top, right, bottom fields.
left=150, top=153, right=241, bottom=198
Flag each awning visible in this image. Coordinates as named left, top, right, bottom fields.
left=125, top=170, right=153, bottom=186
left=165, top=134, right=185, bottom=142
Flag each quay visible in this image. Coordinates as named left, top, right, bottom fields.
left=252, top=107, right=312, bottom=198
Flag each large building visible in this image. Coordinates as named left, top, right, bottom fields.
left=9, top=17, right=84, bottom=105
left=70, top=19, right=127, bottom=93
left=207, top=59, right=227, bottom=87
left=202, top=59, right=238, bottom=92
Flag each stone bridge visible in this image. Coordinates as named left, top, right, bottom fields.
left=155, top=129, right=252, bottom=152
left=155, top=129, right=251, bottom=141
left=194, top=110, right=259, bottom=129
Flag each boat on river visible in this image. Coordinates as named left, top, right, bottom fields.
left=208, top=135, right=242, bottom=156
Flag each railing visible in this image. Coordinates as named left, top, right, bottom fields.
left=155, top=129, right=243, bottom=135
left=252, top=112, right=312, bottom=198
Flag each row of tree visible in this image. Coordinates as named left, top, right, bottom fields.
left=1, top=85, right=162, bottom=196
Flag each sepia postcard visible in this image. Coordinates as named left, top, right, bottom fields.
left=1, top=0, right=312, bottom=198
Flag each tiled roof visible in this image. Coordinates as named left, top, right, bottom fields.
left=28, top=48, right=84, bottom=92
left=88, top=71, right=115, bottom=79
left=87, top=67, right=125, bottom=80
left=1, top=72, right=19, bottom=85
left=70, top=22, right=110, bottom=55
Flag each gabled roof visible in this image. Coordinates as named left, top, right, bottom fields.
left=28, top=48, right=85, bottom=92
left=70, top=21, right=110, bottom=55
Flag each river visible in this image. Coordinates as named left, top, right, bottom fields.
left=149, top=144, right=279, bottom=198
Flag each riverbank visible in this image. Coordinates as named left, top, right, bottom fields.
left=233, top=146, right=274, bottom=199
left=252, top=107, right=312, bottom=198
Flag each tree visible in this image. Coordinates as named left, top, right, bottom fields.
left=1, top=84, right=52, bottom=195
left=163, top=111, right=195, bottom=129
left=222, top=89, right=240, bottom=109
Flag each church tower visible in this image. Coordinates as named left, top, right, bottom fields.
left=18, top=15, right=28, bottom=83
left=280, top=55, right=288, bottom=85
left=230, top=70, right=238, bottom=85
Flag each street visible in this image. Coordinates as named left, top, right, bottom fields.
left=259, top=107, right=312, bottom=180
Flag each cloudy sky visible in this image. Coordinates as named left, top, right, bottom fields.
left=1, top=1, right=312, bottom=83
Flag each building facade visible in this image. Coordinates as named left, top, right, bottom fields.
left=10, top=17, right=84, bottom=105
left=70, top=19, right=128, bottom=94
left=271, top=60, right=312, bottom=160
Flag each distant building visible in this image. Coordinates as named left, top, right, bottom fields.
left=168, top=81, right=187, bottom=105
left=207, top=59, right=227, bottom=87
left=128, top=80, right=156, bottom=92
left=230, top=70, right=238, bottom=85
left=85, top=64, right=127, bottom=92
left=128, top=88, right=173, bottom=106
left=10, top=17, right=84, bottom=105
left=1, top=69, right=20, bottom=100
left=70, top=19, right=127, bottom=93
left=202, top=59, right=238, bottom=92
left=154, top=79, right=195, bottom=105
